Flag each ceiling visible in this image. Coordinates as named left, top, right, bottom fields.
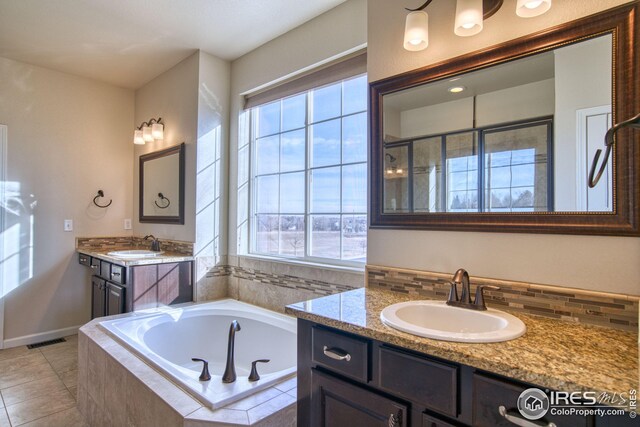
left=384, top=51, right=556, bottom=111
left=0, top=0, right=347, bottom=89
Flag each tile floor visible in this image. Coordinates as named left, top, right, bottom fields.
left=0, top=335, right=86, bottom=426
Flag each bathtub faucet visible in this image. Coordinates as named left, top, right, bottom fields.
left=222, top=320, right=241, bottom=383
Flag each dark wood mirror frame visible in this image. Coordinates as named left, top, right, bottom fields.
left=370, top=3, right=639, bottom=236
left=139, top=142, right=185, bottom=225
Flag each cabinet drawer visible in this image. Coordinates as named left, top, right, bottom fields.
left=100, top=261, right=111, bottom=280
left=378, top=346, right=458, bottom=418
left=312, top=327, right=368, bottom=382
left=473, top=374, right=589, bottom=427
left=78, top=253, right=90, bottom=266
left=89, top=258, right=101, bottom=275
left=109, top=264, right=126, bottom=284
left=422, top=413, right=457, bottom=427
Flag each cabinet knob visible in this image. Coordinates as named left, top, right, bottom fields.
left=498, top=406, right=557, bottom=427
left=323, top=346, right=351, bottom=362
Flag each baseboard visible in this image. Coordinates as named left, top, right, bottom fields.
left=3, top=325, right=82, bottom=349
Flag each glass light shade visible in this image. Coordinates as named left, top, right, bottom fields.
left=454, top=0, right=483, bottom=36
left=516, top=0, right=551, bottom=18
left=133, top=130, right=145, bottom=145
left=142, top=126, right=153, bottom=142
left=404, top=11, right=429, bottom=51
left=151, top=123, right=164, bottom=140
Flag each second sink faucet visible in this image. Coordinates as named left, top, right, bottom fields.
left=222, top=320, right=241, bottom=383
left=143, top=235, right=161, bottom=252
left=446, top=268, right=499, bottom=311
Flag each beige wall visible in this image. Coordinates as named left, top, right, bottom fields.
left=367, top=0, right=640, bottom=295
left=0, top=56, right=134, bottom=341
left=133, top=53, right=200, bottom=242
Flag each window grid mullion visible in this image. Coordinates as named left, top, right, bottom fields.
left=250, top=76, right=367, bottom=264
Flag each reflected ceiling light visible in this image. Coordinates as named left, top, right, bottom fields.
left=448, top=86, right=466, bottom=93
left=403, top=0, right=552, bottom=51
left=516, top=0, right=551, bottom=18
left=133, top=118, right=164, bottom=145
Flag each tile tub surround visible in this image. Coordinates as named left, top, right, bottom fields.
left=197, top=255, right=365, bottom=312
left=285, top=287, right=638, bottom=399
left=78, top=315, right=296, bottom=427
left=367, top=265, right=639, bottom=332
left=76, top=236, right=194, bottom=256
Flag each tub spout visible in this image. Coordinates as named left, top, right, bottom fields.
left=222, top=320, right=241, bottom=383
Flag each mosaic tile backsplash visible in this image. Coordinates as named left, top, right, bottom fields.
left=367, top=265, right=639, bottom=332
left=206, top=264, right=358, bottom=297
left=76, top=236, right=194, bottom=255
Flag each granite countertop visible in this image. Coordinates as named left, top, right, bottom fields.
left=78, top=249, right=194, bottom=266
left=285, top=287, right=638, bottom=397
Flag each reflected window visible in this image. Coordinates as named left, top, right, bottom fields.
left=248, top=75, right=368, bottom=265
left=384, top=118, right=552, bottom=213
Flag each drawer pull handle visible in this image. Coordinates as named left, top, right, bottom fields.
left=90, top=265, right=99, bottom=269
left=388, top=412, right=401, bottom=427
left=111, top=272, right=121, bottom=277
left=322, top=346, right=351, bottom=361
left=80, top=258, right=87, bottom=263
left=498, top=406, right=556, bottom=427
left=110, top=290, right=119, bottom=297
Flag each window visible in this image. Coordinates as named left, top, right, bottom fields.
left=246, top=74, right=367, bottom=265
left=383, top=118, right=552, bottom=213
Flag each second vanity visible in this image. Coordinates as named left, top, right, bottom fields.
left=287, top=288, right=638, bottom=427
left=78, top=243, right=194, bottom=319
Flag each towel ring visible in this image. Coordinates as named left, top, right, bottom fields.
left=155, top=192, right=171, bottom=209
left=93, top=190, right=112, bottom=208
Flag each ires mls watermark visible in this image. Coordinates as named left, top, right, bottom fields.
left=517, top=388, right=637, bottom=420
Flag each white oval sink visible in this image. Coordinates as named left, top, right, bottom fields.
left=380, top=300, right=526, bottom=343
left=107, top=250, right=163, bottom=258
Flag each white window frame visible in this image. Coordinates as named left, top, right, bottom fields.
left=246, top=74, right=368, bottom=268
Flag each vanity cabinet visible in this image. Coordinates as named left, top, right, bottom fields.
left=79, top=253, right=193, bottom=319
left=298, top=319, right=634, bottom=427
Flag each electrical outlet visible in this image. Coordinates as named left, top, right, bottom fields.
left=124, top=218, right=132, bottom=230
left=64, top=219, right=73, bottom=232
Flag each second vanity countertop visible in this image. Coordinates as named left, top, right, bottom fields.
left=285, top=287, right=638, bottom=398
left=78, top=249, right=194, bottom=267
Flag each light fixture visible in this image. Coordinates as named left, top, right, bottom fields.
left=454, top=0, right=483, bottom=36
left=133, top=130, right=145, bottom=145
left=133, top=118, right=164, bottom=145
left=404, top=10, right=429, bottom=51
left=448, top=86, right=466, bottom=93
left=516, top=0, right=551, bottom=18
left=403, top=0, right=552, bottom=51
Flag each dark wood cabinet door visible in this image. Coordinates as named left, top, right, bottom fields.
left=91, top=276, right=106, bottom=319
left=106, top=282, right=125, bottom=316
left=311, top=369, right=408, bottom=427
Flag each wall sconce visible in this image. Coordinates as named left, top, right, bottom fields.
left=134, top=118, right=164, bottom=145
left=403, top=0, right=552, bottom=51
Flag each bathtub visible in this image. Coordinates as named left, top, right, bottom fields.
left=99, top=299, right=297, bottom=409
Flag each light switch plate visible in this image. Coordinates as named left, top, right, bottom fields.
left=124, top=218, right=132, bottom=230
left=64, top=219, right=73, bottom=232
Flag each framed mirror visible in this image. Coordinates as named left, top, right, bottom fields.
left=370, top=4, right=639, bottom=235
left=139, top=143, right=185, bottom=224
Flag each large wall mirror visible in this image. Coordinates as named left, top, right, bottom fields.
left=139, top=143, right=185, bottom=224
left=370, top=4, right=639, bottom=235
